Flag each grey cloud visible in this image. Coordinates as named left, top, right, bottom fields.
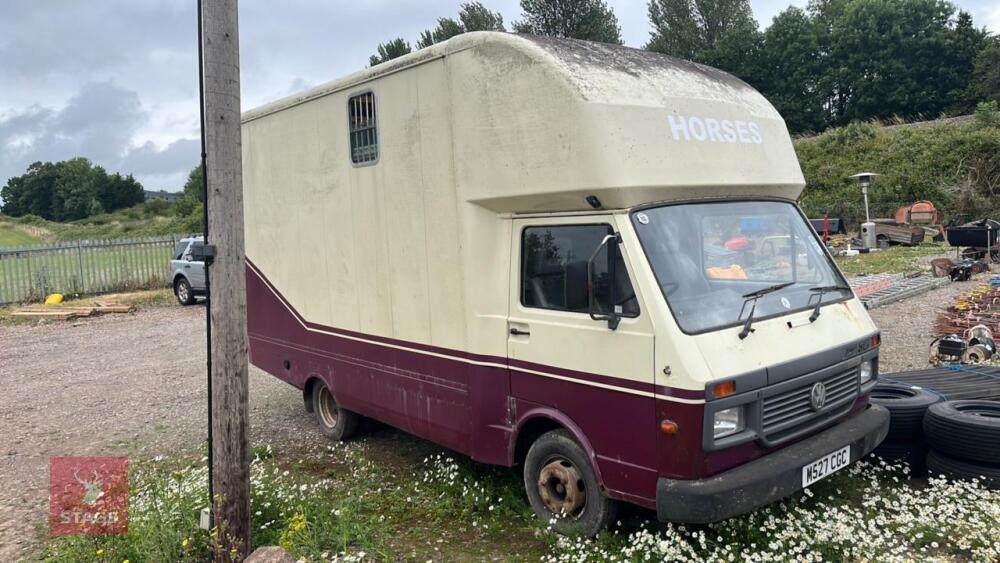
left=1, top=82, right=195, bottom=189
left=120, top=138, right=200, bottom=177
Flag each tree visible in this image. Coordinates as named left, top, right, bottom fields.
left=965, top=37, right=1000, bottom=105
left=513, top=0, right=623, bottom=45
left=459, top=1, right=505, bottom=32
left=831, top=0, right=984, bottom=124
left=942, top=11, right=987, bottom=113
left=174, top=163, right=205, bottom=220
left=1, top=158, right=145, bottom=221
left=417, top=2, right=506, bottom=49
left=646, top=0, right=761, bottom=75
left=369, top=38, right=412, bottom=67
left=754, top=7, right=826, bottom=133
left=183, top=163, right=205, bottom=203
left=418, top=18, right=465, bottom=49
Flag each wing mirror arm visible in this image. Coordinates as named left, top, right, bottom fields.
left=587, top=233, right=622, bottom=331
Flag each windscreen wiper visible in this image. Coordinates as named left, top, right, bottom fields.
left=808, top=284, right=852, bottom=322
left=738, top=282, right=794, bottom=340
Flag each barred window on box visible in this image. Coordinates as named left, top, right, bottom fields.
left=348, top=92, right=378, bottom=165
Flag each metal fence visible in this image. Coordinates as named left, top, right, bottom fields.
left=0, top=236, right=182, bottom=305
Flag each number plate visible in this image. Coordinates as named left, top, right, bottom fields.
left=801, top=445, right=851, bottom=487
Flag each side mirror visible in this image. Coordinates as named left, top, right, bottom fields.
left=587, top=233, right=622, bottom=331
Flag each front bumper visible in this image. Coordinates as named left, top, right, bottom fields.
left=656, top=404, right=889, bottom=523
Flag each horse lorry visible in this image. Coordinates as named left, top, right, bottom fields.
left=241, top=32, right=889, bottom=534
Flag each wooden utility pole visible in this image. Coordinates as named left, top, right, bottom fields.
left=200, top=0, right=250, bottom=559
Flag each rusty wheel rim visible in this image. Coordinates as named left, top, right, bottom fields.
left=317, top=386, right=338, bottom=428
left=537, top=456, right=586, bottom=518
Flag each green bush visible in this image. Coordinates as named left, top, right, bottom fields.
left=796, top=117, right=1000, bottom=225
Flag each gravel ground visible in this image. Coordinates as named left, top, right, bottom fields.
left=0, top=304, right=311, bottom=560
left=866, top=272, right=994, bottom=373
left=0, top=273, right=993, bottom=559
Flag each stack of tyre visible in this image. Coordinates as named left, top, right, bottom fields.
left=924, top=400, right=1000, bottom=487
left=871, top=382, right=1000, bottom=488
left=870, top=383, right=940, bottom=475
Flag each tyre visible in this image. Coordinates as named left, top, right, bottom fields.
left=869, top=383, right=941, bottom=441
left=870, top=439, right=927, bottom=476
left=924, top=400, right=1000, bottom=465
left=311, top=381, right=360, bottom=441
left=927, top=450, right=1000, bottom=490
left=523, top=429, right=616, bottom=536
left=174, top=277, right=197, bottom=306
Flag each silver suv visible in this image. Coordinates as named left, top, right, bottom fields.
left=170, top=236, right=207, bottom=305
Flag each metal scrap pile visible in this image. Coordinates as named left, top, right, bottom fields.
left=931, top=282, right=1000, bottom=365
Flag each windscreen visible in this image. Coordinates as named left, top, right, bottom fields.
left=632, top=200, right=851, bottom=334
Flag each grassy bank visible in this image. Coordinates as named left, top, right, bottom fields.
left=0, top=201, right=200, bottom=246
left=795, top=107, right=1000, bottom=225
left=0, top=222, right=41, bottom=246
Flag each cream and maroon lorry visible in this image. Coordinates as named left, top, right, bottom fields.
left=241, top=32, right=889, bottom=534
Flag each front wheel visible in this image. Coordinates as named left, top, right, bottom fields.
left=523, top=429, right=616, bottom=536
left=174, top=278, right=196, bottom=306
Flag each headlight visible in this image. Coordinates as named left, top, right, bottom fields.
left=859, top=360, right=873, bottom=384
left=713, top=407, right=745, bottom=440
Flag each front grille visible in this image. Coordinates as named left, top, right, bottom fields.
left=761, top=368, right=859, bottom=444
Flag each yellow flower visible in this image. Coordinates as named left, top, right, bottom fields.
left=182, top=538, right=190, bottom=548
left=96, top=549, right=104, bottom=556
left=123, top=560, right=130, bottom=563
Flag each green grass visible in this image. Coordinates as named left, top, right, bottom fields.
left=37, top=443, right=546, bottom=562
left=34, top=437, right=1000, bottom=562
left=0, top=241, right=175, bottom=304
left=833, top=243, right=949, bottom=276
left=0, top=223, right=40, bottom=247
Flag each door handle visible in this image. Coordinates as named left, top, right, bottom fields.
left=184, top=265, right=191, bottom=269
left=509, top=328, right=530, bottom=336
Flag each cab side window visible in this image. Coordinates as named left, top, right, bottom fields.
left=521, top=224, right=639, bottom=317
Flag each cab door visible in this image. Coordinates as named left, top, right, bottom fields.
left=506, top=215, right=659, bottom=499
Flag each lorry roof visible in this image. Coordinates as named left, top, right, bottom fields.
left=242, top=32, right=772, bottom=124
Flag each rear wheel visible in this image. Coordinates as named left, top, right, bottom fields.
left=311, top=381, right=360, bottom=441
left=523, top=429, right=616, bottom=536
left=174, top=277, right=196, bottom=306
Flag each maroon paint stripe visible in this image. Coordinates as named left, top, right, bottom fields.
left=654, top=386, right=704, bottom=399
left=249, top=333, right=471, bottom=394
left=246, top=259, right=705, bottom=400
left=507, top=357, right=656, bottom=394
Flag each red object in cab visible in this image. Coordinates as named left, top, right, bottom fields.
left=724, top=236, right=750, bottom=251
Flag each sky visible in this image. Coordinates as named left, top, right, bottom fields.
left=2, top=1, right=999, bottom=193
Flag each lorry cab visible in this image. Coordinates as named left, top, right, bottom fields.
left=241, top=32, right=889, bottom=536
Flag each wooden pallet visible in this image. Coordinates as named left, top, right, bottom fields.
left=11, top=302, right=133, bottom=320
